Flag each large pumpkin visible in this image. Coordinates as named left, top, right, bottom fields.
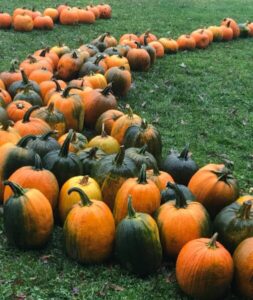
left=155, top=182, right=211, bottom=258
left=214, top=200, right=253, bottom=252
left=115, top=196, right=162, bottom=276
left=113, top=164, right=161, bottom=225
left=63, top=187, right=115, bottom=264
left=3, top=181, right=53, bottom=249
left=188, top=163, right=239, bottom=218
left=176, top=233, right=234, bottom=300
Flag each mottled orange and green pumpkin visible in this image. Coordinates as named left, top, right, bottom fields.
left=63, top=187, right=115, bottom=264
left=155, top=182, right=211, bottom=258
left=3, top=181, right=53, bottom=249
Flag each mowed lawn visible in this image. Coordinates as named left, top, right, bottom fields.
left=0, top=0, right=253, bottom=299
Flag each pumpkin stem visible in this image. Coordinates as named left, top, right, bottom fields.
left=101, top=83, right=113, bottom=96
left=79, top=175, right=89, bottom=186
left=72, top=51, right=78, bottom=59
left=62, top=86, right=82, bottom=98
left=94, top=55, right=105, bottom=65
left=143, top=34, right=148, bottom=46
left=212, top=166, right=234, bottom=182
left=152, top=163, right=161, bottom=176
left=16, top=134, right=36, bottom=147
left=88, top=146, right=99, bottom=158
left=137, top=164, right=148, bottom=184
left=22, top=105, right=40, bottom=123
left=127, top=195, right=136, bottom=218
left=126, top=104, right=134, bottom=118
left=59, top=129, right=73, bottom=157
left=40, top=130, right=57, bottom=141
left=237, top=200, right=252, bottom=220
left=39, top=48, right=49, bottom=57
left=114, top=145, right=125, bottom=166
left=20, top=69, right=29, bottom=85
left=47, top=102, right=55, bottom=113
left=3, top=181, right=25, bottom=197
left=208, top=232, right=218, bottom=249
left=141, top=119, right=148, bottom=129
left=68, top=187, right=92, bottom=207
left=0, top=120, right=11, bottom=131
left=167, top=182, right=188, bottom=208
left=101, top=123, right=107, bottom=137
left=33, top=153, right=43, bottom=171
left=138, top=144, right=148, bottom=155
left=98, top=32, right=107, bottom=42
left=135, top=41, right=142, bottom=48
left=179, top=144, right=190, bottom=160
left=52, top=79, right=62, bottom=92
left=10, top=59, right=19, bottom=72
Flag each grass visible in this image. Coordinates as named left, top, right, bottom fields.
left=0, top=0, right=253, bottom=299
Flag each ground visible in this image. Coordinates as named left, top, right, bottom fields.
left=0, top=0, right=252, bottom=299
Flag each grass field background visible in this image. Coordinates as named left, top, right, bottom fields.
left=0, top=0, right=253, bottom=299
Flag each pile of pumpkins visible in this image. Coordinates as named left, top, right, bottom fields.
left=0, top=3, right=112, bottom=31
left=0, top=16, right=253, bottom=300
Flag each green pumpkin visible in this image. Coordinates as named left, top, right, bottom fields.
left=161, top=183, right=195, bottom=204
left=42, top=129, right=82, bottom=187
left=123, top=119, right=162, bottom=162
left=125, top=145, right=158, bottom=170
left=13, top=84, right=43, bottom=107
left=238, top=23, right=250, bottom=38
left=115, top=196, right=162, bottom=276
left=214, top=200, right=253, bottom=253
left=91, top=145, right=138, bottom=210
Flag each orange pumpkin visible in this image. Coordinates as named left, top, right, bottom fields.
left=236, top=194, right=253, bottom=205
left=43, top=8, right=59, bottom=22
left=13, top=14, right=34, bottom=32
left=190, top=29, right=210, bottom=49
left=139, top=31, right=157, bottom=44
left=220, top=24, right=234, bottom=41
left=28, top=68, right=53, bottom=84
left=57, top=51, right=83, bottom=81
left=221, top=17, right=240, bottom=38
left=177, top=34, right=196, bottom=51
left=146, top=166, right=174, bottom=191
left=59, top=7, right=79, bottom=25
left=6, top=100, right=32, bottom=122
left=148, top=41, right=164, bottom=58
left=158, top=38, right=178, bottom=54
left=0, top=121, right=21, bottom=146
left=0, top=12, right=12, bottom=29
left=83, top=73, right=107, bottom=89
left=0, top=60, right=22, bottom=88
left=33, top=15, right=54, bottom=30
left=95, top=109, right=124, bottom=134
left=208, top=25, right=224, bottom=41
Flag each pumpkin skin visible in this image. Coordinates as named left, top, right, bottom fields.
left=58, top=131, right=88, bottom=153
left=0, top=12, right=12, bottom=29
left=177, top=35, right=196, bottom=51
left=77, top=147, right=107, bottom=176
left=155, top=182, right=211, bottom=258
left=0, top=122, right=21, bottom=147
left=161, top=144, right=198, bottom=185
left=63, top=187, right=115, bottom=264
left=59, top=7, right=79, bottom=25
left=188, top=163, right=239, bottom=218
left=95, top=109, right=124, bottom=135
left=125, top=145, right=157, bottom=170
left=6, top=100, right=32, bottom=122
left=126, top=47, right=151, bottom=71
left=158, top=38, right=178, bottom=54
left=115, top=196, right=162, bottom=276
left=233, top=237, right=253, bottom=299
left=57, top=51, right=83, bottom=81
left=176, top=233, right=234, bottom=300
left=220, top=24, right=234, bottom=41
left=43, top=130, right=83, bottom=187
left=237, top=194, right=253, bottom=205
left=190, top=30, right=210, bottom=49
left=208, top=25, right=224, bottom=41
left=221, top=18, right=240, bottom=38
left=214, top=200, right=253, bottom=253
left=111, top=105, right=142, bottom=145
left=13, top=85, right=43, bottom=107
left=113, top=164, right=161, bottom=225
left=58, top=175, right=102, bottom=224
left=92, top=145, right=138, bottom=211
left=161, top=183, right=195, bottom=204
left=105, top=67, right=131, bottom=97
left=13, top=14, right=34, bottom=32
left=0, top=60, right=22, bottom=89
left=146, top=166, right=174, bottom=191
left=4, top=154, right=59, bottom=209
left=123, top=119, right=162, bottom=161
left=3, top=181, right=53, bottom=249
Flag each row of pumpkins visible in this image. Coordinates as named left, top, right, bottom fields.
left=0, top=16, right=252, bottom=300
left=0, top=3, right=112, bottom=31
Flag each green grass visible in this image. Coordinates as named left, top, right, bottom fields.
left=0, top=0, right=253, bottom=299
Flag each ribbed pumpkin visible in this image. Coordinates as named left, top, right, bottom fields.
left=176, top=233, right=234, bottom=300
left=221, top=17, right=240, bottom=38
left=6, top=100, right=32, bottom=122
left=63, top=187, right=115, bottom=263
left=0, top=60, right=22, bottom=88
left=58, top=131, right=88, bottom=153
left=115, top=196, right=162, bottom=276
left=87, top=125, right=120, bottom=154
left=123, top=119, right=162, bottom=161
left=92, top=145, right=138, bottom=211
left=3, top=181, right=53, bottom=249
left=0, top=121, right=21, bottom=146
left=233, top=237, right=253, bottom=299
left=13, top=84, right=43, bottom=107
left=125, top=145, right=157, bottom=169
left=43, top=130, right=83, bottom=187
left=57, top=51, right=82, bottom=81
left=155, top=182, right=211, bottom=258
left=114, top=164, right=161, bottom=225
left=95, top=109, right=124, bottom=135
left=4, top=154, right=59, bottom=209
left=111, top=105, right=142, bottom=145
left=77, top=147, right=107, bottom=176
left=146, top=165, right=174, bottom=191
left=126, top=45, right=151, bottom=71
left=58, top=175, right=102, bottom=224
left=48, top=86, right=84, bottom=132
left=161, top=144, right=198, bottom=185
left=158, top=38, right=178, bottom=54
left=188, top=163, right=239, bottom=218
left=13, top=106, right=51, bottom=137
left=214, top=200, right=253, bottom=252
left=105, top=66, right=131, bottom=97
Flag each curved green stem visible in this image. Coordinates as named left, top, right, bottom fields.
left=101, top=83, right=112, bottom=96
left=68, top=187, right=92, bottom=207
left=167, top=182, right=187, bottom=208
left=137, top=164, right=148, bottom=184
left=3, top=181, right=25, bottom=197
left=208, top=233, right=218, bottom=249
left=179, top=144, right=190, bottom=160
left=237, top=200, right=252, bottom=219
left=127, top=195, right=136, bottom=218
left=33, top=154, right=43, bottom=171
left=22, top=105, right=40, bottom=123
left=59, top=129, right=73, bottom=157
left=16, top=134, right=36, bottom=147
left=114, top=145, right=125, bottom=166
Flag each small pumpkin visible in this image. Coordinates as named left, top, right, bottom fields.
left=57, top=51, right=83, bottom=81
left=115, top=196, right=162, bottom=276
left=58, top=175, right=102, bottom=224
left=78, top=55, right=105, bottom=76
left=6, top=100, right=32, bottom=122
left=95, top=109, right=124, bottom=135
left=105, top=66, right=131, bottom=97
left=214, top=200, right=253, bottom=252
left=125, top=145, right=157, bottom=169
left=190, top=29, right=210, bottom=49
left=63, top=187, right=115, bottom=263
left=176, top=233, right=234, bottom=300
left=113, top=164, right=161, bottom=225
left=83, top=73, right=107, bottom=89
left=158, top=38, right=178, bottom=54
left=13, top=84, right=43, bottom=107
left=3, top=181, right=53, bottom=249
left=0, top=12, right=12, bottom=29
left=0, top=60, right=22, bottom=88
left=177, top=34, right=196, bottom=51
left=33, top=15, right=54, bottom=30
left=59, top=7, right=79, bottom=25
left=146, top=165, right=174, bottom=191
left=126, top=44, right=151, bottom=71
left=221, top=17, right=240, bottom=38
left=155, top=182, right=211, bottom=258
left=13, top=14, right=34, bottom=32
left=208, top=25, right=224, bottom=41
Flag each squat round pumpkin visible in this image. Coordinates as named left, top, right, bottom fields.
left=63, top=187, right=115, bottom=264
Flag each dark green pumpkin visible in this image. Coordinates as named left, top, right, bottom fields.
left=78, top=55, right=105, bottom=77
left=115, top=196, right=162, bottom=276
left=161, top=183, right=195, bottom=204
left=26, top=131, right=60, bottom=158
left=0, top=107, right=9, bottom=126
left=214, top=200, right=253, bottom=253
left=238, top=23, right=250, bottom=38
left=8, top=69, right=40, bottom=98
left=123, top=119, right=162, bottom=162
left=3, top=181, right=53, bottom=249
left=42, top=129, right=83, bottom=187
left=77, top=147, right=107, bottom=176
left=161, top=144, right=198, bottom=185
left=125, top=145, right=157, bottom=170
left=104, top=47, right=121, bottom=56
left=91, top=33, right=107, bottom=52
left=91, top=145, right=138, bottom=210
left=13, top=84, right=43, bottom=107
